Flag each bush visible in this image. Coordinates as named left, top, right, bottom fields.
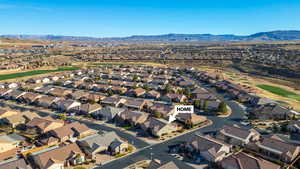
left=74, top=167, right=86, bottom=169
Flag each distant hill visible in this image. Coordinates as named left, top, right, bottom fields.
left=1, top=30, right=300, bottom=42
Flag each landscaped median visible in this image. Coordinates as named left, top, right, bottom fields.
left=0, top=66, right=79, bottom=81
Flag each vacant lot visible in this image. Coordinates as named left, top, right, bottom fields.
left=256, top=84, right=300, bottom=101
left=0, top=67, right=79, bottom=81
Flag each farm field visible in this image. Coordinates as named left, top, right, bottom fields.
left=0, top=66, right=79, bottom=81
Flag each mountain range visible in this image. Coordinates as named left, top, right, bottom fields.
left=1, top=30, right=300, bottom=42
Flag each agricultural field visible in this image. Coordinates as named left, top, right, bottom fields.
left=0, top=66, right=79, bottom=81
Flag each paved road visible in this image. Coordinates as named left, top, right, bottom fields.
left=95, top=99, right=247, bottom=169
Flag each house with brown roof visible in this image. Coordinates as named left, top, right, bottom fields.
left=161, top=93, right=187, bottom=103
left=146, top=160, right=179, bottom=169
left=142, top=90, right=161, bottom=99
left=48, top=88, right=72, bottom=97
left=70, top=103, right=102, bottom=115
left=2, top=111, right=40, bottom=128
left=18, top=92, right=42, bottom=104
left=101, top=96, right=127, bottom=107
left=216, top=125, right=260, bottom=146
left=126, top=88, right=146, bottom=97
left=0, top=157, right=29, bottom=169
left=147, top=103, right=175, bottom=119
left=48, top=122, right=94, bottom=143
left=140, top=117, right=177, bottom=137
left=122, top=99, right=147, bottom=110
left=0, top=88, right=12, bottom=98
left=0, top=133, right=25, bottom=154
left=176, top=113, right=207, bottom=126
left=252, top=136, right=300, bottom=163
left=110, top=86, right=128, bottom=94
left=31, top=143, right=85, bottom=169
left=220, top=152, right=280, bottom=169
left=184, top=134, right=231, bottom=162
left=26, top=116, right=64, bottom=134
left=92, top=84, right=111, bottom=92
left=52, top=99, right=81, bottom=112
left=116, top=110, right=149, bottom=127
left=4, top=90, right=26, bottom=100
left=35, top=95, right=60, bottom=108
left=79, top=93, right=107, bottom=103
left=0, top=109, right=18, bottom=119
left=66, top=90, right=89, bottom=100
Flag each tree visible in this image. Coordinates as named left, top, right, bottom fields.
left=107, top=89, right=113, bottom=96
left=154, top=111, right=162, bottom=118
left=218, top=101, right=228, bottom=113
left=183, top=88, right=191, bottom=98
left=164, top=83, right=172, bottom=94
left=57, top=113, right=67, bottom=120
left=133, top=83, right=138, bottom=89
left=133, top=75, right=138, bottom=82
left=143, top=83, right=149, bottom=91
left=203, top=100, right=208, bottom=111
left=194, top=100, right=201, bottom=109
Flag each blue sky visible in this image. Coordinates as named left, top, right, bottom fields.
left=0, top=0, right=299, bottom=37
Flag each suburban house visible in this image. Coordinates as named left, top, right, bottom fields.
left=31, top=143, right=85, bottom=169
left=52, top=99, right=81, bottom=112
left=176, top=113, right=207, bottom=126
left=35, top=95, right=60, bottom=108
left=92, top=106, right=125, bottom=121
left=47, top=88, right=72, bottom=97
left=147, top=103, right=175, bottom=119
left=251, top=103, right=292, bottom=120
left=2, top=111, right=40, bottom=128
left=0, top=109, right=19, bottom=119
left=0, top=88, right=12, bottom=98
left=140, top=117, right=178, bottom=137
left=184, top=134, right=231, bottom=162
left=116, top=110, right=149, bottom=127
left=122, top=99, right=147, bottom=110
left=48, top=122, right=94, bottom=142
left=66, top=90, right=89, bottom=100
left=126, top=88, right=146, bottom=97
left=110, top=86, right=128, bottom=94
left=142, top=90, right=161, bottom=99
left=252, top=136, right=300, bottom=163
left=0, top=133, right=25, bottom=153
left=18, top=92, right=42, bottom=104
left=77, top=131, right=128, bottom=158
left=216, top=125, right=260, bottom=146
left=161, top=93, right=187, bottom=103
left=220, top=152, right=281, bottom=169
left=26, top=116, right=65, bottom=134
left=79, top=93, right=107, bottom=103
left=0, top=158, right=29, bottom=169
left=4, top=90, right=26, bottom=100
left=146, top=160, right=179, bottom=169
left=70, top=103, right=102, bottom=115
left=101, top=96, right=127, bottom=107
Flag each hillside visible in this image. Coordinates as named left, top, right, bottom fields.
left=1, top=30, right=300, bottom=42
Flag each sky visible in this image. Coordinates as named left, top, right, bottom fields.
left=0, top=0, right=299, bottom=37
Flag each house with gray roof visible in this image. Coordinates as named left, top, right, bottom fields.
left=77, top=131, right=128, bottom=158
left=0, top=157, right=29, bottom=169
left=92, top=106, right=125, bottom=121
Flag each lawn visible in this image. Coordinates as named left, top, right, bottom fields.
left=0, top=66, right=79, bottom=81
left=256, top=84, right=300, bottom=101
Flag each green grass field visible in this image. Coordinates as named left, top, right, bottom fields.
left=0, top=67, right=79, bottom=81
left=256, top=84, right=300, bottom=101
